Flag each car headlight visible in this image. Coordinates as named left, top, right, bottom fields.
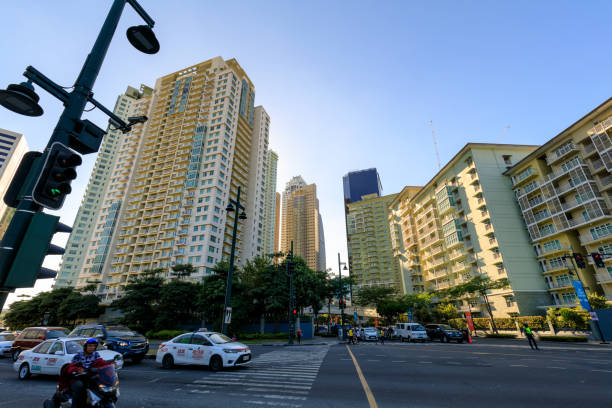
left=98, top=384, right=114, bottom=393
left=118, top=341, right=128, bottom=347
left=223, top=349, right=239, bottom=353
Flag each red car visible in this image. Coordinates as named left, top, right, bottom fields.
left=10, top=327, right=69, bottom=361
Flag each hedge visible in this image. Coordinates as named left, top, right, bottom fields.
left=449, top=316, right=546, bottom=330
left=539, top=335, right=588, bottom=342
left=146, top=329, right=190, bottom=340
left=237, top=333, right=288, bottom=340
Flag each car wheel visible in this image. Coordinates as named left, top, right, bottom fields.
left=162, top=354, right=174, bottom=369
left=400, top=336, right=404, bottom=343
left=12, top=349, right=21, bottom=362
left=209, top=355, right=223, bottom=372
left=18, top=363, right=31, bottom=380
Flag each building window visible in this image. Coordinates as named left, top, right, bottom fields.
left=503, top=155, right=512, bottom=165
left=590, top=223, right=612, bottom=240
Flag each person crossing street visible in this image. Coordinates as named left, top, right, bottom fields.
left=523, top=323, right=539, bottom=350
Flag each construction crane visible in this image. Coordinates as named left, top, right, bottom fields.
left=430, top=120, right=441, bottom=170
left=497, top=125, right=510, bottom=141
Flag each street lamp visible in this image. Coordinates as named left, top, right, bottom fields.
left=221, top=186, right=246, bottom=335
left=338, top=253, right=348, bottom=341
left=0, top=0, right=160, bottom=310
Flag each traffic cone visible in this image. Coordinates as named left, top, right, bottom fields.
left=468, top=331, right=472, bottom=343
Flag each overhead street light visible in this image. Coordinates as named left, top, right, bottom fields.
left=0, top=80, right=43, bottom=116
left=127, top=25, right=160, bottom=54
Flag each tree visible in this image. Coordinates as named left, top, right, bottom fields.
left=111, top=273, right=164, bottom=334
left=354, top=286, right=397, bottom=308
left=435, top=303, right=458, bottom=322
left=170, top=264, right=196, bottom=280
left=588, top=294, right=611, bottom=310
left=155, top=280, right=202, bottom=330
left=376, top=299, right=405, bottom=325
left=448, top=277, right=510, bottom=333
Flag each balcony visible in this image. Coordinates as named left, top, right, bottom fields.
left=546, top=144, right=578, bottom=165
left=547, top=281, right=573, bottom=290
left=595, top=272, right=612, bottom=284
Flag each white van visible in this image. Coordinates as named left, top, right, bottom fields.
left=394, top=323, right=429, bottom=342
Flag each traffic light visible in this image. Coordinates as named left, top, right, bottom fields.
left=32, top=142, right=82, bottom=210
left=591, top=252, right=605, bottom=268
left=0, top=212, right=71, bottom=289
left=292, top=309, right=297, bottom=316
left=573, top=253, right=586, bottom=269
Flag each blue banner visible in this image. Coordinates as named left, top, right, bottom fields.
left=572, top=280, right=591, bottom=311
left=354, top=311, right=358, bottom=322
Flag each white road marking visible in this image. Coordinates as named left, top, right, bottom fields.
left=263, top=395, right=307, bottom=401
left=148, top=377, right=161, bottom=383
left=510, top=364, right=528, bottom=367
left=246, top=388, right=309, bottom=395
left=243, top=401, right=302, bottom=407
left=546, top=367, right=567, bottom=370
left=418, top=361, right=433, bottom=364
left=194, top=380, right=311, bottom=390
left=366, top=359, right=381, bottom=362
left=591, top=369, right=612, bottom=373
left=391, top=360, right=407, bottom=363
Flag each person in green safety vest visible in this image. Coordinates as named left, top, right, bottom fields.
left=523, top=322, right=539, bottom=350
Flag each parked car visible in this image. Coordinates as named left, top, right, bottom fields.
left=68, top=324, right=149, bottom=363
left=10, top=327, right=69, bottom=361
left=156, top=331, right=251, bottom=371
left=0, top=332, right=16, bottom=357
left=394, top=323, right=429, bottom=342
left=425, top=324, right=464, bottom=343
left=361, top=327, right=379, bottom=341
left=13, top=337, right=123, bottom=380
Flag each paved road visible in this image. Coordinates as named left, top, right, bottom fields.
left=1, top=339, right=611, bottom=407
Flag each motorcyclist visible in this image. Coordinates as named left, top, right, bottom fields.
left=57, top=338, right=105, bottom=408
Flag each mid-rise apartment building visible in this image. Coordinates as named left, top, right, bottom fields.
left=0, top=129, right=27, bottom=239
left=343, top=168, right=383, bottom=204
left=346, top=192, right=401, bottom=292
left=262, top=150, right=278, bottom=255
left=55, top=86, right=151, bottom=288
left=389, top=144, right=551, bottom=317
left=506, top=97, right=612, bottom=303
left=69, top=57, right=270, bottom=301
left=281, top=177, right=326, bottom=271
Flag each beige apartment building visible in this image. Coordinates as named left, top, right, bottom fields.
left=346, top=193, right=402, bottom=292
left=71, top=57, right=271, bottom=301
left=281, top=177, right=326, bottom=271
left=389, top=143, right=551, bottom=317
left=506, top=97, right=612, bottom=304
left=0, top=129, right=27, bottom=239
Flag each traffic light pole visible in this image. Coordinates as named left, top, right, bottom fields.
left=0, top=0, right=157, bottom=309
left=338, top=253, right=346, bottom=342
left=287, top=241, right=295, bottom=345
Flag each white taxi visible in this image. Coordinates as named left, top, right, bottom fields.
left=14, top=337, right=124, bottom=380
left=156, top=331, right=251, bottom=371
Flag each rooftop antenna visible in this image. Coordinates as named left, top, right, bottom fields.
left=430, top=120, right=441, bottom=170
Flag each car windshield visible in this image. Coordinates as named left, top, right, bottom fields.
left=439, top=325, right=454, bottom=330
left=47, top=329, right=69, bottom=338
left=208, top=333, right=232, bottom=344
left=66, top=339, right=104, bottom=353
left=365, top=329, right=377, bottom=333
left=411, top=325, right=426, bottom=331
left=106, top=326, right=141, bottom=337
left=0, top=334, right=15, bottom=341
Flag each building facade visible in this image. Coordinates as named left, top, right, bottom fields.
left=343, top=168, right=383, bottom=204
left=506, top=98, right=612, bottom=303
left=389, top=144, right=551, bottom=317
left=68, top=57, right=270, bottom=302
left=346, top=192, right=401, bottom=292
left=0, top=129, right=28, bottom=239
left=281, top=177, right=326, bottom=271
left=55, top=86, right=151, bottom=288
left=262, top=150, right=278, bottom=255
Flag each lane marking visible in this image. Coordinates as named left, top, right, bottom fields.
left=346, top=344, right=378, bottom=408
left=591, top=369, right=612, bottom=373
left=418, top=361, right=433, bottom=364
left=243, top=400, right=302, bottom=407
left=246, top=388, right=309, bottom=395
left=148, top=377, right=161, bottom=383
left=263, top=395, right=307, bottom=400
left=391, top=361, right=407, bottom=363
left=194, top=380, right=311, bottom=390
left=546, top=367, right=567, bottom=370
left=510, top=364, right=528, bottom=367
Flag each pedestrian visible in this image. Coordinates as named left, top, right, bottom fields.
left=379, top=327, right=385, bottom=345
left=523, top=323, right=539, bottom=350
left=296, top=328, right=302, bottom=344
left=348, top=327, right=354, bottom=345
left=354, top=327, right=360, bottom=344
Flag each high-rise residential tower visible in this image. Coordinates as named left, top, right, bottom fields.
left=70, top=57, right=270, bottom=302
left=343, top=168, right=383, bottom=204
left=0, top=129, right=28, bottom=239
left=389, top=143, right=551, bottom=317
left=262, top=150, right=278, bottom=255
left=55, top=86, right=152, bottom=288
left=281, top=177, right=326, bottom=271
left=506, top=98, right=612, bottom=303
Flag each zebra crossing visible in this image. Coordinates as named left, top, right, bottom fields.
left=178, top=345, right=330, bottom=407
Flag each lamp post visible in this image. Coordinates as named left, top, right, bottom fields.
left=0, top=0, right=160, bottom=309
left=338, top=253, right=348, bottom=341
left=221, top=186, right=246, bottom=335
left=286, top=241, right=295, bottom=345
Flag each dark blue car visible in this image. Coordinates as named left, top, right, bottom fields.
left=68, top=324, right=149, bottom=362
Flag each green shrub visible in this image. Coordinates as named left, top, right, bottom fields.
left=485, top=333, right=516, bottom=339
left=538, top=335, right=588, bottom=342
left=493, top=318, right=515, bottom=329
left=515, top=316, right=545, bottom=329
left=473, top=318, right=492, bottom=329
left=547, top=308, right=590, bottom=330
left=448, top=318, right=467, bottom=329
left=146, top=329, right=190, bottom=340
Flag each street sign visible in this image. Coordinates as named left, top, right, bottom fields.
left=406, top=311, right=413, bottom=321
left=354, top=311, right=358, bottom=322
left=465, top=311, right=475, bottom=331
left=572, top=280, right=591, bottom=311
left=224, top=307, right=232, bottom=324
left=590, top=312, right=599, bottom=321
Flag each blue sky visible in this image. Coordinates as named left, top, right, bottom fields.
left=1, top=1, right=611, bottom=304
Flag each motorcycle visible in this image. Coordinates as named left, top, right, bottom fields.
left=43, top=361, right=119, bottom=408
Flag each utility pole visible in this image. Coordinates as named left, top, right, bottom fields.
left=286, top=241, right=295, bottom=345
left=0, top=0, right=160, bottom=310
left=338, top=253, right=348, bottom=341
